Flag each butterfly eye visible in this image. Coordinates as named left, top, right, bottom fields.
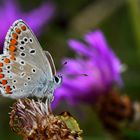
left=54, top=76, right=61, bottom=85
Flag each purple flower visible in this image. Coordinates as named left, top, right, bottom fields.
left=53, top=30, right=123, bottom=107
left=0, top=0, right=55, bottom=50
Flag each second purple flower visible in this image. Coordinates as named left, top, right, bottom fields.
left=53, top=30, right=123, bottom=107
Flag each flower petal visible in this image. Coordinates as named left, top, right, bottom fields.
left=68, top=39, right=92, bottom=56
left=84, top=30, right=110, bottom=55
left=25, top=2, right=55, bottom=34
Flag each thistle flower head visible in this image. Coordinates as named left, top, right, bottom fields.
left=9, top=98, right=82, bottom=140
left=53, top=30, right=123, bottom=107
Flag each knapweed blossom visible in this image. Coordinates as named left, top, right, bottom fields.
left=53, top=30, right=123, bottom=106
left=0, top=0, right=55, bottom=50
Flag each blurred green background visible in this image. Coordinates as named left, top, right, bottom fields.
left=0, top=0, right=140, bottom=139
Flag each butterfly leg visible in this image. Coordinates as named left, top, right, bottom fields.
left=45, top=97, right=52, bottom=114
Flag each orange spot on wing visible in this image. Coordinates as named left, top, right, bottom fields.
left=0, top=62, right=3, bottom=67
left=10, top=54, right=16, bottom=60
left=4, top=58, right=10, bottom=63
left=9, top=45, right=17, bottom=52
left=21, top=25, right=27, bottom=31
left=12, top=33, right=18, bottom=39
left=9, top=52, right=14, bottom=55
left=0, top=68, right=2, bottom=72
left=5, top=85, right=12, bottom=94
left=10, top=39, right=17, bottom=45
left=0, top=74, right=4, bottom=78
left=15, top=28, right=21, bottom=34
left=2, top=80, right=7, bottom=85
left=9, top=52, right=16, bottom=60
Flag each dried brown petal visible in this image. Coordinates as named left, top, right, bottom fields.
left=9, top=98, right=82, bottom=140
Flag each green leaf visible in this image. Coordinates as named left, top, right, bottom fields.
left=58, top=112, right=83, bottom=134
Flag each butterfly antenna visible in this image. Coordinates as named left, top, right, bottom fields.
left=60, top=62, right=88, bottom=77
left=58, top=61, right=68, bottom=77
left=73, top=73, right=88, bottom=77
left=80, top=74, right=88, bottom=76
left=66, top=73, right=88, bottom=78
left=62, top=61, right=67, bottom=67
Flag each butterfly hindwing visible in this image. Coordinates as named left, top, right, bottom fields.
left=0, top=54, right=47, bottom=98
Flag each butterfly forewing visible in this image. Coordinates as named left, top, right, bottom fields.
left=0, top=19, right=54, bottom=98
left=4, top=19, right=53, bottom=78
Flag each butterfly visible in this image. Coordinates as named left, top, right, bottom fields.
left=0, top=19, right=62, bottom=100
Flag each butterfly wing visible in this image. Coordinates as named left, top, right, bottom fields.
left=44, top=51, right=56, bottom=76
left=0, top=19, right=54, bottom=98
left=4, top=19, right=53, bottom=77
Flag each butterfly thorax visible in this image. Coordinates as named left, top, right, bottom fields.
left=34, top=76, right=59, bottom=99
left=34, top=77, right=52, bottom=97
left=40, top=75, right=62, bottom=98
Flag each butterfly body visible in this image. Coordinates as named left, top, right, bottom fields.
left=0, top=19, right=62, bottom=100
